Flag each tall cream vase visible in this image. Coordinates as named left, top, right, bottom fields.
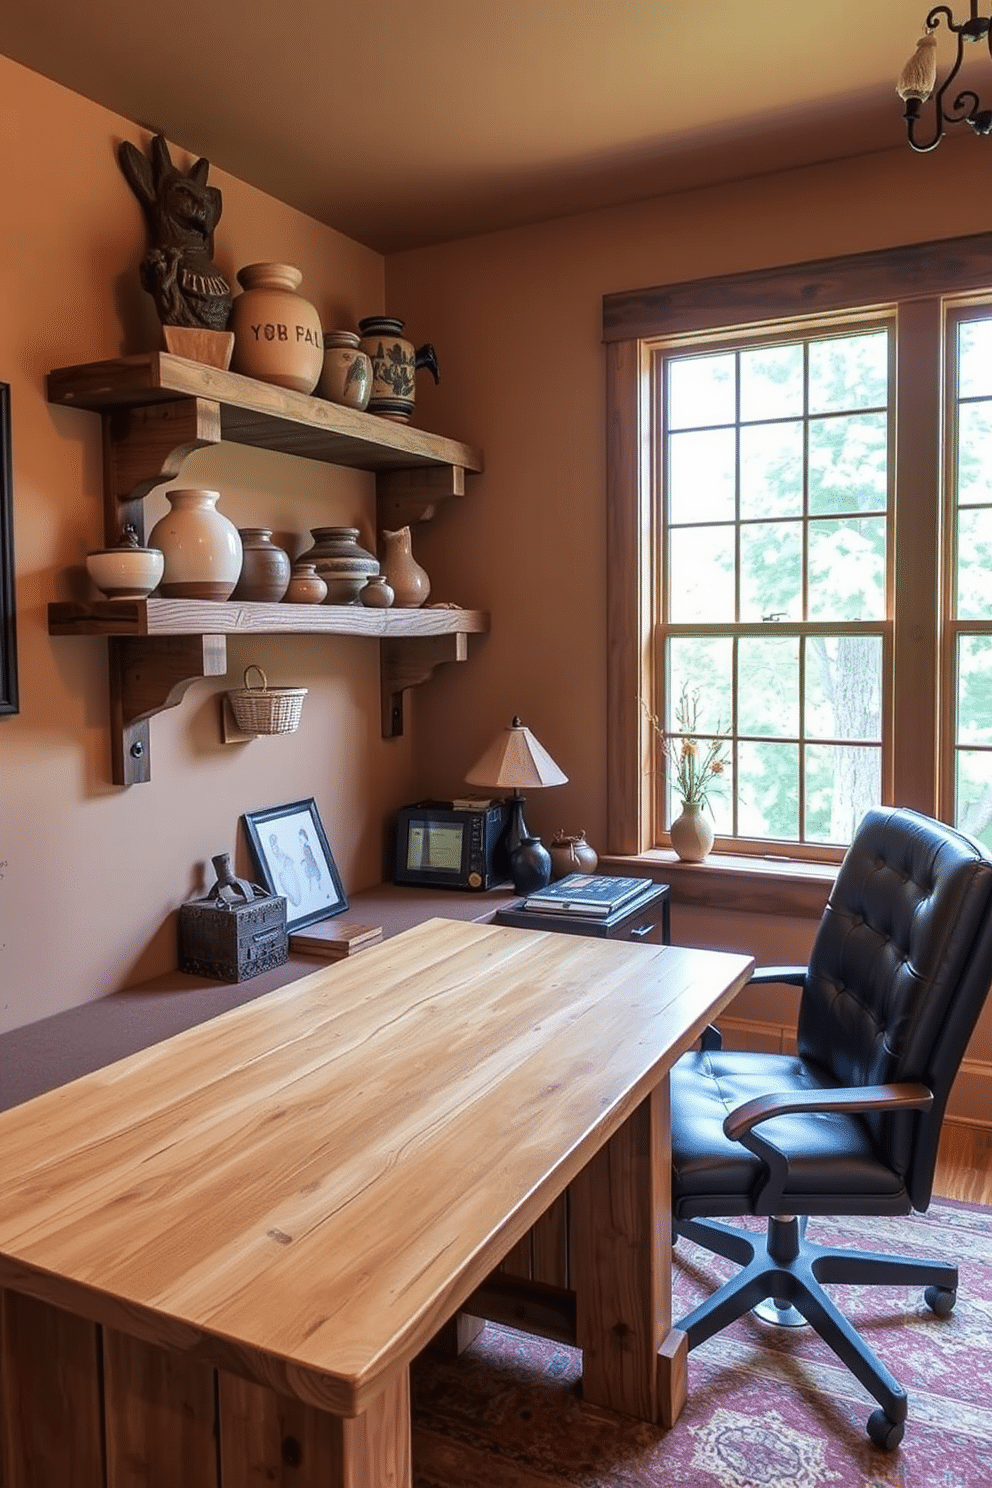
left=229, top=263, right=324, bottom=395
left=670, top=801, right=715, bottom=863
left=148, top=489, right=243, bottom=600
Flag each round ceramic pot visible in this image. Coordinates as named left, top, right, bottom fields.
left=317, top=331, right=372, bottom=410
left=548, top=831, right=599, bottom=881
left=229, top=263, right=324, bottom=394
left=670, top=801, right=715, bottom=863
left=232, top=528, right=292, bottom=602
left=86, top=541, right=164, bottom=600
left=380, top=525, right=430, bottom=607
left=301, top=526, right=379, bottom=605
left=148, top=489, right=243, bottom=600
left=359, top=574, right=395, bottom=608
left=358, top=315, right=439, bottom=422
left=283, top=561, right=328, bottom=605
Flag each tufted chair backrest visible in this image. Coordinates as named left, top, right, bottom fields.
left=797, top=807, right=992, bottom=1209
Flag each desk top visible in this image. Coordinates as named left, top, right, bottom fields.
left=0, top=918, right=751, bottom=1415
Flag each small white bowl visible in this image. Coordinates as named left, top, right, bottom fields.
left=86, top=545, right=165, bottom=600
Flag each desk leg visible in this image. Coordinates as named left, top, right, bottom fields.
left=220, top=1367, right=412, bottom=1488
left=569, top=1081, right=687, bottom=1427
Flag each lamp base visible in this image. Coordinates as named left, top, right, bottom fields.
left=510, top=834, right=552, bottom=896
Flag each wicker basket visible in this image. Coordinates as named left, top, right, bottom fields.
left=227, top=665, right=307, bottom=735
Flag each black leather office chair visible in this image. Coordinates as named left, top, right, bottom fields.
left=671, top=807, right=992, bottom=1449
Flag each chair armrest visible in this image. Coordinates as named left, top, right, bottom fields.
left=748, top=965, right=807, bottom=986
left=722, top=1082, right=933, bottom=1213
left=723, top=1082, right=934, bottom=1143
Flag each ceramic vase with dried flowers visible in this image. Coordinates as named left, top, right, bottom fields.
left=646, top=685, right=729, bottom=862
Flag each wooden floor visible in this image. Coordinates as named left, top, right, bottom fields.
left=933, top=1119, right=992, bottom=1205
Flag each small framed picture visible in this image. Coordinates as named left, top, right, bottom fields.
left=242, top=798, right=348, bottom=931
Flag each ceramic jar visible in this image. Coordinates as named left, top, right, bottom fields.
left=229, top=263, right=324, bottom=394
left=670, top=801, right=715, bottom=863
left=283, top=561, right=328, bottom=605
left=548, top=830, right=599, bottom=881
left=317, top=331, right=372, bottom=410
left=232, top=528, right=291, bottom=602
left=85, top=525, right=164, bottom=600
left=301, top=526, right=379, bottom=604
left=148, top=489, right=243, bottom=600
left=357, top=316, right=440, bottom=422
left=359, top=574, right=395, bottom=607
left=380, top=526, right=430, bottom=607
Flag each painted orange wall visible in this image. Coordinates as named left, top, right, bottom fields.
left=386, top=137, right=992, bottom=1115
left=0, top=54, right=416, bottom=1033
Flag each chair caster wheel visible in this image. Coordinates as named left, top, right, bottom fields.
left=924, top=1284, right=956, bottom=1316
left=867, top=1409, right=904, bottom=1450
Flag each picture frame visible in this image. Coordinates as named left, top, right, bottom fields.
left=0, top=384, right=19, bottom=717
left=242, top=798, right=348, bottom=931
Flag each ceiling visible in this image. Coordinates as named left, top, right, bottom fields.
left=0, top=0, right=967, bottom=253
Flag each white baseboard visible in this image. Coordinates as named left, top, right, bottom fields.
left=716, top=1015, right=992, bottom=1129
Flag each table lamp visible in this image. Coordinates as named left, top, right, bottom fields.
left=465, top=716, right=568, bottom=894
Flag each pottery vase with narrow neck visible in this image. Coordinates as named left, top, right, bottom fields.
left=301, top=526, right=379, bottom=604
left=147, top=488, right=243, bottom=600
left=229, top=263, right=324, bottom=394
left=232, top=528, right=291, bottom=602
left=380, top=525, right=430, bottom=607
left=669, top=801, right=715, bottom=863
left=357, top=316, right=439, bottom=423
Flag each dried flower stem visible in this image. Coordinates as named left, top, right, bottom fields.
left=643, top=685, right=729, bottom=814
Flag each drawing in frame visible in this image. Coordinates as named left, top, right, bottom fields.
left=242, top=797, right=348, bottom=931
left=0, top=383, right=18, bottom=716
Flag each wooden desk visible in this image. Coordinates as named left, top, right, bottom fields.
left=0, top=918, right=752, bottom=1488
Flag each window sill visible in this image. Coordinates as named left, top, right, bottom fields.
left=598, top=849, right=836, bottom=919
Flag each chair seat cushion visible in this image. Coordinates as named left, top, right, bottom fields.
left=671, top=1048, right=910, bottom=1219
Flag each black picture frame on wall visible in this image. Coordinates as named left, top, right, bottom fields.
left=0, top=384, right=18, bottom=716
left=242, top=797, right=348, bottom=932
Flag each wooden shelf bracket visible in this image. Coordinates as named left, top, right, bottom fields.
left=380, top=633, right=470, bottom=738
left=109, top=635, right=228, bottom=786
left=103, top=397, right=222, bottom=543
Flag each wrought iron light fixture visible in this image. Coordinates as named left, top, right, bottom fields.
left=898, top=5, right=992, bottom=150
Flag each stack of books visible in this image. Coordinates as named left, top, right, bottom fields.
left=517, top=874, right=653, bottom=919
left=289, top=919, right=383, bottom=960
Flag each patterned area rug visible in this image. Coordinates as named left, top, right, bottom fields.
left=411, top=1201, right=992, bottom=1486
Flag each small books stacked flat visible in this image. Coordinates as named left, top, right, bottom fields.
left=289, top=919, right=383, bottom=960
left=519, top=875, right=652, bottom=919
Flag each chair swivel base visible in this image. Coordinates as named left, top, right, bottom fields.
left=675, top=1213, right=958, bottom=1450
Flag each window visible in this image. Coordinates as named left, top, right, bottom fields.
left=604, top=232, right=992, bottom=862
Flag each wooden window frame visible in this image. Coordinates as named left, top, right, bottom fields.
left=604, top=231, right=992, bottom=865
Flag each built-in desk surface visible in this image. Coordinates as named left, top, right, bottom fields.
left=0, top=918, right=752, bottom=1487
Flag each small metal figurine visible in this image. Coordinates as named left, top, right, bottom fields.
left=118, top=133, right=232, bottom=331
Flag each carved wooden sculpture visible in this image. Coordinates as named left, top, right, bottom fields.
left=118, top=134, right=232, bottom=330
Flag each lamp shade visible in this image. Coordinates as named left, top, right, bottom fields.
left=465, top=716, right=568, bottom=791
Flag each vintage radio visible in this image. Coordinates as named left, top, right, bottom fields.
left=178, top=853, right=288, bottom=982
left=393, top=799, right=511, bottom=891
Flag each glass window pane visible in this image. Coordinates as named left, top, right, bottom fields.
left=668, top=526, right=735, bottom=622
left=667, top=637, right=733, bottom=734
left=808, top=413, right=887, bottom=515
left=957, top=635, right=992, bottom=744
left=956, top=509, right=992, bottom=620
left=667, top=352, right=735, bottom=430
left=808, top=517, right=887, bottom=621
left=805, top=744, right=881, bottom=845
left=739, top=344, right=803, bottom=422
left=740, top=522, right=802, bottom=622
left=738, top=636, right=798, bottom=737
left=668, top=428, right=735, bottom=525
left=956, top=750, right=992, bottom=849
left=805, top=635, right=882, bottom=741
left=808, top=331, right=888, bottom=414
left=956, top=402, right=992, bottom=506
left=958, top=319, right=992, bottom=400
left=738, top=741, right=799, bottom=840
left=740, top=422, right=803, bottom=519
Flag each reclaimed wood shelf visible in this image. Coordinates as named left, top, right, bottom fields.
left=47, top=353, right=488, bottom=784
